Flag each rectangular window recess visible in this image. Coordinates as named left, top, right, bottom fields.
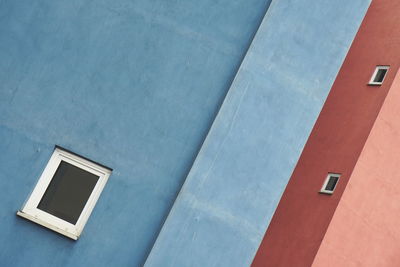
left=17, top=147, right=112, bottom=240
left=368, top=66, right=389, bottom=85
left=319, top=173, right=340, bottom=195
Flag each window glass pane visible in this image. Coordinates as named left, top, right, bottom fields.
left=373, top=69, right=387, bottom=83
left=325, top=176, right=339, bottom=191
left=37, top=161, right=99, bottom=224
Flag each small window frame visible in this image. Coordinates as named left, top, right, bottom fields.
left=17, top=147, right=111, bottom=240
left=368, top=66, right=389, bottom=85
left=319, top=173, right=340, bottom=195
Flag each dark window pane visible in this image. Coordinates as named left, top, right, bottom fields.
left=325, top=176, right=339, bottom=192
left=37, top=161, right=99, bottom=224
left=373, top=69, right=387, bottom=83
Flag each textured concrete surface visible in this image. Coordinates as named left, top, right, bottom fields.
left=312, top=68, right=400, bottom=267
left=145, top=0, right=371, bottom=266
left=253, top=0, right=400, bottom=265
left=0, top=0, right=270, bottom=266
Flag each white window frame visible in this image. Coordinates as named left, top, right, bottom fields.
left=17, top=147, right=111, bottom=240
left=319, top=173, right=340, bottom=195
left=368, top=65, right=389, bottom=85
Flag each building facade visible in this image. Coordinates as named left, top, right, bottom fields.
left=252, top=0, right=400, bottom=266
left=4, top=0, right=397, bottom=266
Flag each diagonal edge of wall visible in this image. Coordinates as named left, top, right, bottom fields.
left=312, top=68, right=400, bottom=267
left=144, top=0, right=371, bottom=266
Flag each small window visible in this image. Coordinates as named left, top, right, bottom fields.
left=320, top=173, right=340, bottom=194
left=17, top=147, right=111, bottom=240
left=369, top=66, right=389, bottom=85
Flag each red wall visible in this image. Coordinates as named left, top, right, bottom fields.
left=252, top=0, right=400, bottom=266
left=312, top=69, right=400, bottom=267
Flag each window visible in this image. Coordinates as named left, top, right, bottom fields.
left=320, top=173, right=340, bottom=194
left=17, top=147, right=111, bottom=240
left=369, top=66, right=389, bottom=85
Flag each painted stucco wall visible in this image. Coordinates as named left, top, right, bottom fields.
left=312, top=68, right=400, bottom=267
left=252, top=0, right=400, bottom=265
left=145, top=0, right=371, bottom=266
left=0, top=0, right=271, bottom=266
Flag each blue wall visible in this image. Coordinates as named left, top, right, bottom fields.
left=145, top=0, right=371, bottom=266
left=0, top=0, right=271, bottom=266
